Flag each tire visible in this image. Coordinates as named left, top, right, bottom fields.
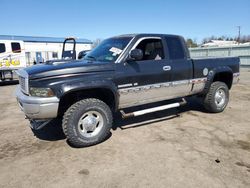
left=62, top=98, right=113, bottom=147
left=204, top=81, right=229, bottom=113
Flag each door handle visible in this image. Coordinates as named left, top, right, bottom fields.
left=163, top=66, right=171, bottom=71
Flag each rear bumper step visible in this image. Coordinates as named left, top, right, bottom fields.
left=120, top=98, right=187, bottom=118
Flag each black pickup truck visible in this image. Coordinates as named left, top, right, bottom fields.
left=16, top=34, right=240, bottom=147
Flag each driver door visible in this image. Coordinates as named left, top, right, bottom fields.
left=115, top=37, right=172, bottom=108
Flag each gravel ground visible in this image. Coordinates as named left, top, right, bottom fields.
left=0, top=68, right=250, bottom=188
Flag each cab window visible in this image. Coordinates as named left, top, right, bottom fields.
left=165, top=37, right=184, bottom=60
left=0, top=43, right=6, bottom=53
left=134, top=38, right=165, bottom=61
left=11, top=42, right=21, bottom=53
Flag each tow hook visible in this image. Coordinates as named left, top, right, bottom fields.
left=26, top=117, right=52, bottom=130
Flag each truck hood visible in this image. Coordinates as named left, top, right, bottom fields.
left=24, top=60, right=115, bottom=80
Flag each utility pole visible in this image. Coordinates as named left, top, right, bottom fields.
left=237, top=26, right=241, bottom=44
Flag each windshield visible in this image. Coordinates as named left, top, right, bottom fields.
left=84, top=37, right=132, bottom=62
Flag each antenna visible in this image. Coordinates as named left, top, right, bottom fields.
left=236, top=26, right=241, bottom=44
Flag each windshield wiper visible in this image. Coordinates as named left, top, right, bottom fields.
left=85, top=55, right=97, bottom=61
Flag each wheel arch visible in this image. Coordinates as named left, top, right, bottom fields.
left=58, top=85, right=118, bottom=117
left=203, top=66, right=233, bottom=94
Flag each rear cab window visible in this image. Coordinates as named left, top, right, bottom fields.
left=11, top=42, right=21, bottom=53
left=165, top=37, right=185, bottom=60
left=0, top=43, right=6, bottom=53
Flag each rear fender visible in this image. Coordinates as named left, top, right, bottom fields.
left=203, top=66, right=233, bottom=94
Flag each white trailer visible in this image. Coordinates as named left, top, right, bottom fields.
left=0, top=35, right=92, bottom=81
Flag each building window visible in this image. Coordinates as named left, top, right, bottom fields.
left=0, top=43, right=6, bottom=53
left=11, top=42, right=21, bottom=53
left=52, top=52, right=58, bottom=58
left=25, top=52, right=31, bottom=66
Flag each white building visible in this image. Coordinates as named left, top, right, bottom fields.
left=201, top=40, right=238, bottom=47
left=0, top=35, right=92, bottom=81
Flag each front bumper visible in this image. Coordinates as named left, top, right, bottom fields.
left=15, top=86, right=59, bottom=119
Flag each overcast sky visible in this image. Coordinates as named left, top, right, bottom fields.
left=1, top=0, right=250, bottom=42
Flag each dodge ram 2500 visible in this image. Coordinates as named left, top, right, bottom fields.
left=16, top=34, right=240, bottom=147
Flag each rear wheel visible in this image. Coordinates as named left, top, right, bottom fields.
left=62, top=98, right=113, bottom=147
left=204, top=81, right=229, bottom=113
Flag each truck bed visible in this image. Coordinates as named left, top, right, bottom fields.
left=192, top=56, right=240, bottom=79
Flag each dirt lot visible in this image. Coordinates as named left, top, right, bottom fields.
left=0, top=68, right=250, bottom=188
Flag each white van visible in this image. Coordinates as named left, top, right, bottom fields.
left=0, top=36, right=92, bottom=81
left=0, top=40, right=26, bottom=80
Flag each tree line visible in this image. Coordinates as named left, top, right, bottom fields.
left=186, top=35, right=250, bottom=48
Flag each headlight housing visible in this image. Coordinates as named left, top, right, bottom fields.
left=29, top=87, right=55, bottom=97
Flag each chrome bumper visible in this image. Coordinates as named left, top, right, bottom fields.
left=15, top=86, right=59, bottom=119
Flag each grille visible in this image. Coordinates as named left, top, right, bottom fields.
left=19, top=76, right=27, bottom=93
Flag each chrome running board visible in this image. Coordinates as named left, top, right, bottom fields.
left=120, top=98, right=186, bottom=118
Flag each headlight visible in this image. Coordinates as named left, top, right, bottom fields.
left=29, top=87, right=55, bottom=97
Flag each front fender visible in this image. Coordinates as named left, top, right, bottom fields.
left=58, top=79, right=119, bottom=109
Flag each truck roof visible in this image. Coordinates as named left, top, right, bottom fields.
left=113, top=33, right=182, bottom=38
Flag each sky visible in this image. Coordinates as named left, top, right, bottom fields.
left=1, top=0, right=250, bottom=43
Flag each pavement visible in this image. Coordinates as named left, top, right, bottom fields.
left=0, top=68, right=250, bottom=188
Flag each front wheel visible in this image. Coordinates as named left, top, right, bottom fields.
left=62, top=98, right=113, bottom=147
left=203, top=81, right=229, bottom=113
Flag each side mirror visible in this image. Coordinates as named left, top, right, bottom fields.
left=129, top=49, right=143, bottom=61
